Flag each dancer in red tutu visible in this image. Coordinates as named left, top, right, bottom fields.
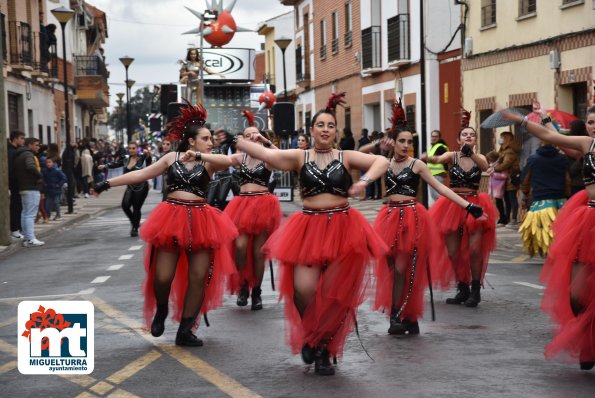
left=427, top=111, right=497, bottom=308
left=361, top=100, right=484, bottom=335
left=94, top=102, right=237, bottom=346
left=225, top=110, right=282, bottom=310
left=236, top=93, right=389, bottom=376
left=503, top=105, right=595, bottom=370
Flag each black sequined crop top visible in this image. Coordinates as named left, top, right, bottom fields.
left=583, top=138, right=595, bottom=186
left=166, top=152, right=210, bottom=197
left=238, top=153, right=271, bottom=187
left=300, top=150, right=352, bottom=198
left=385, top=159, right=420, bottom=197
left=449, top=152, right=481, bottom=190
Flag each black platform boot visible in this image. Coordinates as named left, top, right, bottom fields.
left=251, top=287, right=263, bottom=311
left=388, top=309, right=406, bottom=335
left=175, top=317, right=203, bottom=347
left=236, top=283, right=249, bottom=307
left=130, top=226, right=138, bottom=237
left=314, top=347, right=335, bottom=376
left=402, top=318, right=420, bottom=335
left=301, top=344, right=315, bottom=364
left=150, top=304, right=168, bottom=337
left=465, top=280, right=481, bottom=307
left=446, top=282, right=470, bottom=305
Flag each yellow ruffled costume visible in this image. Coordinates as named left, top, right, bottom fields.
left=519, top=199, right=566, bottom=257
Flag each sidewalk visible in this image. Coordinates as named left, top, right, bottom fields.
left=0, top=186, right=127, bottom=258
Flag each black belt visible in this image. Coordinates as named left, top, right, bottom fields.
left=388, top=199, right=417, bottom=208
left=588, top=200, right=595, bottom=208
left=239, top=191, right=269, bottom=197
left=166, top=198, right=207, bottom=207
left=302, top=203, right=350, bottom=215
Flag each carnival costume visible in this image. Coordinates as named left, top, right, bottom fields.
left=372, top=158, right=450, bottom=334
left=263, top=149, right=387, bottom=359
left=540, top=138, right=595, bottom=369
left=430, top=152, right=497, bottom=303
left=138, top=102, right=237, bottom=342
left=225, top=110, right=282, bottom=306
left=104, top=153, right=152, bottom=236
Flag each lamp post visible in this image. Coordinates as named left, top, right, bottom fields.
left=116, top=92, right=125, bottom=143
left=274, top=37, right=292, bottom=102
left=51, top=6, right=75, bottom=214
left=119, top=55, right=134, bottom=142
left=125, top=79, right=135, bottom=141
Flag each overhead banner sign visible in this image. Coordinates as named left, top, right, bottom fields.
left=201, top=48, right=255, bottom=82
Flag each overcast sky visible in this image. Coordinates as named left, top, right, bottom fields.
left=91, top=0, right=290, bottom=110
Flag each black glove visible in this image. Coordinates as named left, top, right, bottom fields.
left=465, top=203, right=483, bottom=219
left=461, top=144, right=473, bottom=157
left=94, top=180, right=111, bottom=194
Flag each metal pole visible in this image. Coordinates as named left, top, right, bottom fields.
left=199, top=24, right=204, bottom=104
left=419, top=0, right=428, bottom=207
left=281, top=48, right=288, bottom=102
left=125, top=67, right=131, bottom=142
left=0, top=26, right=10, bottom=245
left=61, top=21, right=74, bottom=213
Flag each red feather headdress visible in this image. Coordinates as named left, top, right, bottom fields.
left=324, top=92, right=347, bottom=114
left=241, top=109, right=255, bottom=127
left=166, top=99, right=208, bottom=142
left=389, top=98, right=407, bottom=132
left=461, top=108, right=471, bottom=128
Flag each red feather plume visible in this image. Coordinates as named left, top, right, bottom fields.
left=389, top=98, right=407, bottom=132
left=241, top=109, right=255, bottom=127
left=461, top=108, right=471, bottom=128
left=166, top=99, right=208, bottom=142
left=324, top=92, right=347, bottom=114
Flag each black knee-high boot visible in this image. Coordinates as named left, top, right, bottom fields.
left=150, top=304, right=168, bottom=337
left=175, top=317, right=203, bottom=347
left=251, top=287, right=263, bottom=311
left=314, top=347, right=335, bottom=376
left=465, top=280, right=481, bottom=307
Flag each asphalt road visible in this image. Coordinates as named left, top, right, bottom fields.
left=1, top=191, right=594, bottom=398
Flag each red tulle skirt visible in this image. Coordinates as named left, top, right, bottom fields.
left=139, top=199, right=238, bottom=330
left=263, top=205, right=388, bottom=357
left=371, top=201, right=451, bottom=321
left=540, top=190, right=595, bottom=363
left=224, top=192, right=282, bottom=292
left=429, top=193, right=497, bottom=285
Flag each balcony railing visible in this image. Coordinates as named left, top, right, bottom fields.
left=361, top=25, right=381, bottom=70
left=320, top=44, right=327, bottom=60
left=481, top=2, right=496, bottom=27
left=387, top=14, right=410, bottom=63
left=8, top=21, right=32, bottom=67
left=331, top=38, right=339, bottom=54
left=344, top=31, right=352, bottom=48
left=75, top=55, right=108, bottom=79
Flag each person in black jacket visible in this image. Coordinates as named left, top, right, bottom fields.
left=7, top=130, right=25, bottom=239
left=518, top=143, right=569, bottom=257
left=99, top=141, right=152, bottom=236
left=14, top=137, right=45, bottom=247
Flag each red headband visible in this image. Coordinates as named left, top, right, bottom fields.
left=166, top=99, right=208, bottom=142
left=389, top=98, right=407, bottom=132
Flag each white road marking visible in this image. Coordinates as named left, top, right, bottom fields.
left=91, top=276, right=111, bottom=284
left=107, top=264, right=125, bottom=271
left=485, top=272, right=496, bottom=277
left=78, top=288, right=96, bottom=295
left=513, top=281, right=544, bottom=290
left=0, top=292, right=85, bottom=301
left=118, top=254, right=134, bottom=260
left=128, top=245, right=142, bottom=251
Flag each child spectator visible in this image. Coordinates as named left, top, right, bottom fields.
left=43, top=158, right=67, bottom=220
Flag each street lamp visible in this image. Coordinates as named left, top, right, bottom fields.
left=274, top=37, right=292, bottom=102
left=116, top=92, right=125, bottom=143
left=119, top=55, right=134, bottom=141
left=50, top=6, right=75, bottom=214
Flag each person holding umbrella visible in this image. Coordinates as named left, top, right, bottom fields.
left=503, top=105, right=595, bottom=371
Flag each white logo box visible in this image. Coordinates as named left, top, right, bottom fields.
left=18, top=301, right=94, bottom=375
